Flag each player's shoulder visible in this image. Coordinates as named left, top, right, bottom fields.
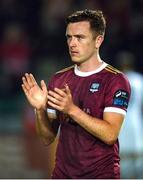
left=105, top=64, right=121, bottom=74
left=104, top=64, right=130, bottom=87
left=55, top=65, right=74, bottom=74
left=104, top=64, right=129, bottom=83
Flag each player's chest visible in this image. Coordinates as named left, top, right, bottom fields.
left=68, top=77, right=105, bottom=107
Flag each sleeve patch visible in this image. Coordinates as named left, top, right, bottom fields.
left=113, top=90, right=129, bottom=108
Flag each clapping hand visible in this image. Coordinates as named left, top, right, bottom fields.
left=22, top=73, right=48, bottom=110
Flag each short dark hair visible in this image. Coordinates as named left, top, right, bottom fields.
left=66, top=9, right=106, bottom=36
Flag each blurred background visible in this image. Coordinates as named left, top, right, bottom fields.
left=0, top=0, right=143, bottom=178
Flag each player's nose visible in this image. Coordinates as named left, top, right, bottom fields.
left=68, top=37, right=77, bottom=47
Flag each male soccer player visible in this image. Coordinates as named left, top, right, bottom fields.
left=22, top=9, right=131, bottom=178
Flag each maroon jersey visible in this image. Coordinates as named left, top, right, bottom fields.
left=47, top=62, right=131, bottom=179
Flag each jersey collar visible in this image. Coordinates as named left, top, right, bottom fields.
left=74, top=62, right=108, bottom=77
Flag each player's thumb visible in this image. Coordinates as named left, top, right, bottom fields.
left=65, top=84, right=71, bottom=95
left=41, top=80, right=47, bottom=93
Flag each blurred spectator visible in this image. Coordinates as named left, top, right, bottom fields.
left=0, top=23, right=31, bottom=97
left=102, top=0, right=131, bottom=61
left=38, top=0, right=73, bottom=58
left=41, top=0, right=73, bottom=35
left=0, top=0, right=19, bottom=34
left=128, top=0, right=143, bottom=72
left=116, top=51, right=143, bottom=178
left=81, top=0, right=105, bottom=12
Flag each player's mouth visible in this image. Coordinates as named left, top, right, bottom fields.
left=70, top=51, right=79, bottom=56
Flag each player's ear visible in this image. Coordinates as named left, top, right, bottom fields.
left=95, top=35, right=104, bottom=49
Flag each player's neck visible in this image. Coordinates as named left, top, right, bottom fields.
left=77, top=55, right=103, bottom=72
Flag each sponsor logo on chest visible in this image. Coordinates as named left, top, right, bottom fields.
left=113, top=89, right=129, bottom=108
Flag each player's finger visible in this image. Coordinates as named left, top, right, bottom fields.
left=49, top=89, right=65, bottom=100
left=25, top=73, right=34, bottom=87
left=47, top=94, right=61, bottom=105
left=54, top=88, right=66, bottom=97
left=48, top=90, right=63, bottom=101
left=22, top=76, right=31, bottom=90
left=30, top=73, right=38, bottom=86
left=41, top=80, right=48, bottom=93
left=21, top=84, right=29, bottom=98
left=65, top=84, right=71, bottom=95
left=47, top=100, right=61, bottom=111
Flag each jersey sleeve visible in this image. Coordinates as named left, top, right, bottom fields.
left=104, top=73, right=131, bottom=115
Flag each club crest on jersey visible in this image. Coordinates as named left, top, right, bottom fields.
left=90, top=82, right=100, bottom=93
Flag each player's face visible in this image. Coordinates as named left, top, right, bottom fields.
left=66, top=21, right=99, bottom=64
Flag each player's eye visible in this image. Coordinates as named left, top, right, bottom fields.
left=76, top=35, right=85, bottom=41
left=66, top=35, right=71, bottom=41
left=77, top=36, right=82, bottom=40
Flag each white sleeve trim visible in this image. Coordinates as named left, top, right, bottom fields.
left=47, top=108, right=56, bottom=115
left=104, top=107, right=126, bottom=116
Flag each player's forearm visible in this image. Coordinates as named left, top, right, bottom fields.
left=35, top=108, right=57, bottom=145
left=68, top=106, right=119, bottom=145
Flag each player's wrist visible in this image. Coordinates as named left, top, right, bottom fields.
left=34, top=105, right=47, bottom=112
left=68, top=104, right=80, bottom=117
